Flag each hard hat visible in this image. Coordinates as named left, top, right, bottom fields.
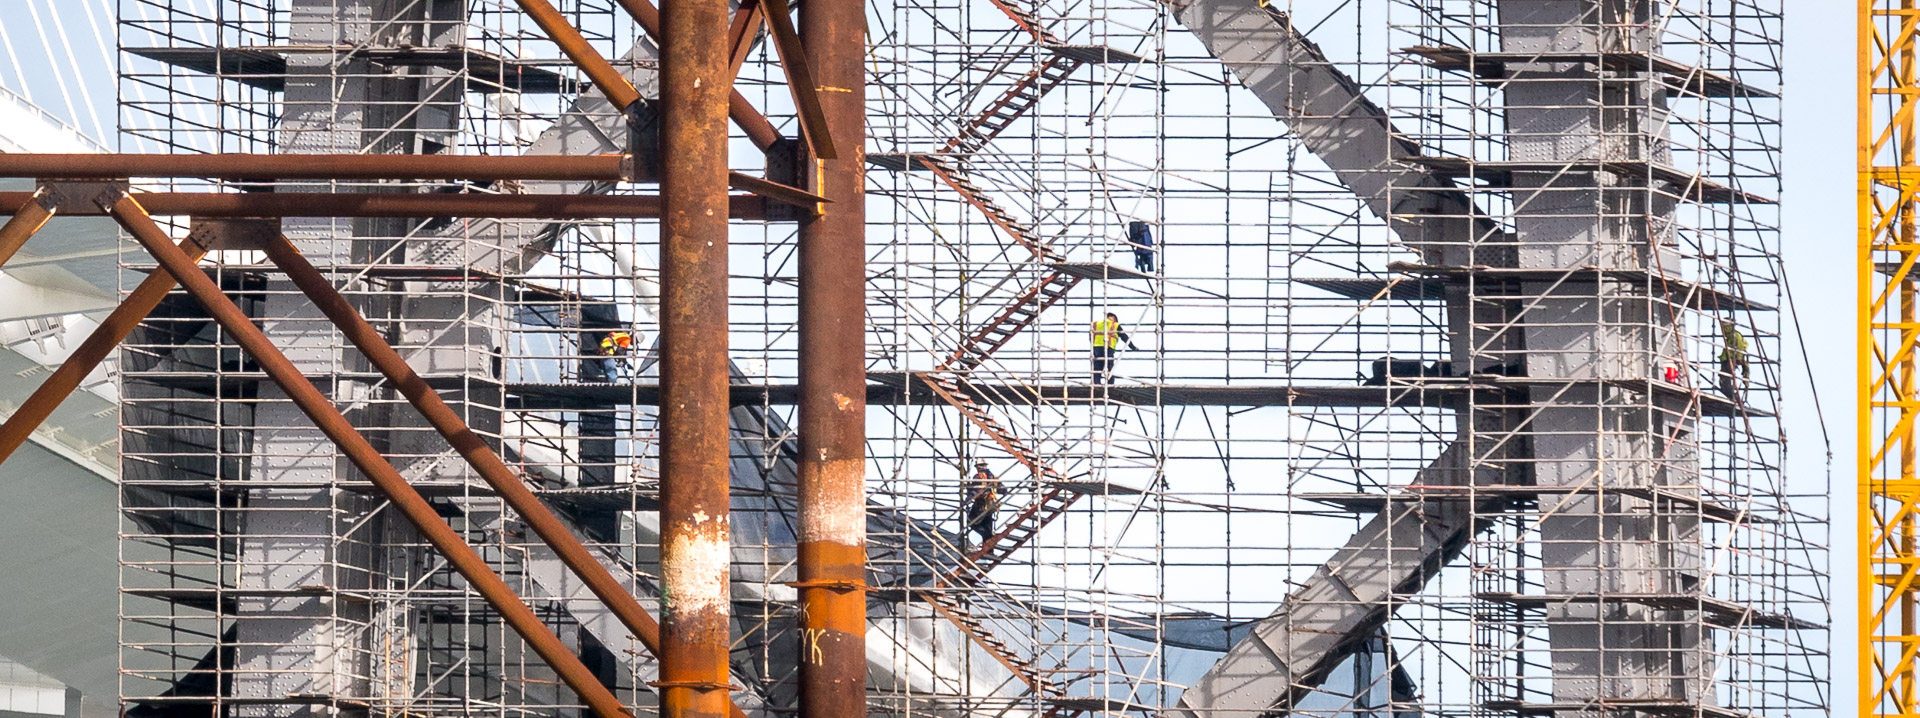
left=975, top=460, right=988, bottom=467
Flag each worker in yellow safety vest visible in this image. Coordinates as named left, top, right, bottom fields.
left=594, top=330, right=635, bottom=381
left=1717, top=319, right=1748, bottom=403
left=1090, top=312, right=1137, bottom=385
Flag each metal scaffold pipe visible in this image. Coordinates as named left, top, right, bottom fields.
left=256, top=233, right=760, bottom=718
left=107, top=195, right=638, bottom=718
left=657, top=0, right=736, bottom=713
left=794, top=0, right=869, bottom=712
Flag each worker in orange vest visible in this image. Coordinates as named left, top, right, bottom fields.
left=1091, top=312, right=1137, bottom=385
left=595, top=330, right=635, bottom=381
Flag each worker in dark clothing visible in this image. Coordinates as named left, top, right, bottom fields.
left=1128, top=221, right=1156, bottom=274
left=1091, top=312, right=1137, bottom=385
left=1718, top=319, right=1749, bottom=402
left=965, top=461, right=999, bottom=546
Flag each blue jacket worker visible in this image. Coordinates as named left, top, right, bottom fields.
left=1128, top=221, right=1155, bottom=274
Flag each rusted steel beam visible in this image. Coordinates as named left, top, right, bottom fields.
left=108, top=196, right=637, bottom=718
left=256, top=233, right=755, bottom=718
left=658, top=0, right=735, bottom=712
left=0, top=158, right=824, bottom=206
left=725, top=0, right=767, bottom=79
left=513, top=0, right=645, bottom=109
left=760, top=0, right=837, bottom=159
left=612, top=0, right=784, bottom=151
left=0, top=232, right=209, bottom=468
left=794, top=0, right=868, bottom=712
left=0, top=153, right=636, bottom=182
left=516, top=0, right=782, bottom=150
left=612, top=0, right=664, bottom=38
left=513, top=0, right=779, bottom=151
left=725, top=94, right=785, bottom=152
left=0, top=190, right=55, bottom=268
left=0, top=192, right=770, bottom=219
left=727, top=172, right=828, bottom=208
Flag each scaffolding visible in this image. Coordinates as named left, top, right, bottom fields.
left=90, top=0, right=1824, bottom=717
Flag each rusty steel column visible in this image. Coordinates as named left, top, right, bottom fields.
left=795, top=0, right=868, bottom=712
left=0, top=235, right=208, bottom=466
left=108, top=197, right=636, bottom=718
left=657, top=0, right=734, bottom=713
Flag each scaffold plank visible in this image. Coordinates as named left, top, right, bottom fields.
left=126, top=46, right=581, bottom=93
left=1404, top=157, right=1776, bottom=205
left=1474, top=592, right=1822, bottom=631
left=123, top=372, right=1760, bottom=416
left=1405, top=44, right=1777, bottom=99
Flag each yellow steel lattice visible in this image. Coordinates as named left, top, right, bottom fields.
left=1868, top=1, right=1920, bottom=715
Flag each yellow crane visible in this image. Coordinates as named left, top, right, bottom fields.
left=1866, top=0, right=1920, bottom=713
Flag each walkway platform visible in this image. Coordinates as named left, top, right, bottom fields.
left=1478, top=592, right=1820, bottom=630
left=126, top=372, right=1763, bottom=417
left=1298, top=262, right=1770, bottom=312
left=1405, top=44, right=1777, bottom=99
left=1299, top=484, right=1766, bottom=524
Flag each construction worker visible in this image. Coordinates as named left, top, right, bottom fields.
left=595, top=330, right=635, bottom=381
left=1718, top=319, right=1748, bottom=402
left=1091, top=312, right=1137, bottom=385
left=966, top=461, right=999, bottom=546
left=1128, top=220, right=1156, bottom=274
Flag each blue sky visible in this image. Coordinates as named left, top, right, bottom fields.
left=1779, top=0, right=1851, bottom=702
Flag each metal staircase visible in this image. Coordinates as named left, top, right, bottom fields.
left=920, top=373, right=1083, bottom=575
left=922, top=587, right=1055, bottom=694
left=970, top=485, right=1078, bottom=573
left=939, top=270, right=1082, bottom=372
left=915, top=154, right=1059, bottom=259
left=905, top=372, right=1089, bottom=711
left=904, top=19, right=1099, bottom=586
left=886, top=4, right=1139, bottom=712
left=984, top=0, right=1051, bottom=40
left=942, top=56, right=1082, bottom=157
